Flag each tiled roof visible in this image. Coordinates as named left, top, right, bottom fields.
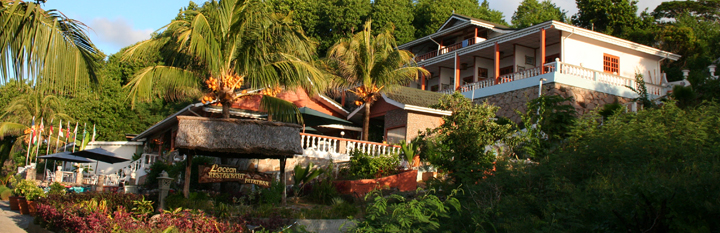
left=384, top=86, right=446, bottom=108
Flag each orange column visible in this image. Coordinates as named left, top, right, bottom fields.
left=541, top=28, right=546, bottom=74
left=494, top=42, right=500, bottom=84
left=455, top=53, right=461, bottom=90
left=421, top=66, right=426, bottom=90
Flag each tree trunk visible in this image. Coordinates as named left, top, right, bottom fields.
left=221, top=100, right=230, bottom=119
left=183, top=152, right=193, bottom=198
left=362, top=101, right=371, bottom=141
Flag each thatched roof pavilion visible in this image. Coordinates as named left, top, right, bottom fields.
left=175, top=116, right=302, bottom=158
left=174, top=116, right=301, bottom=204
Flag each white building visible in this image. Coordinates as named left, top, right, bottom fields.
left=400, top=14, right=680, bottom=121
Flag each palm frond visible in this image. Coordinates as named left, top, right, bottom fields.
left=0, top=1, right=99, bottom=95
left=0, top=121, right=26, bottom=139
left=259, top=95, right=302, bottom=124
left=123, top=66, right=201, bottom=108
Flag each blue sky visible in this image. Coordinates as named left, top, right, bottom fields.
left=44, top=0, right=667, bottom=56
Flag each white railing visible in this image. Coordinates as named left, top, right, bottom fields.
left=300, top=133, right=400, bottom=161
left=459, top=79, right=494, bottom=93
left=497, top=65, right=545, bottom=84
left=438, top=87, right=456, bottom=95
left=450, top=60, right=666, bottom=98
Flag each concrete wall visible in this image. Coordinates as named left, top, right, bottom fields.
left=474, top=83, right=632, bottom=123
left=562, top=31, right=662, bottom=84
left=405, top=111, right=444, bottom=141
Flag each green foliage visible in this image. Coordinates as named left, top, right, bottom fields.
left=572, top=0, right=641, bottom=37
left=349, top=188, right=462, bottom=233
left=293, top=162, right=324, bottom=197
left=14, top=179, right=45, bottom=200
left=511, top=0, right=567, bottom=28
left=259, top=181, right=284, bottom=205
left=0, top=185, right=11, bottom=200
left=371, top=0, right=415, bottom=44
left=165, top=192, right=212, bottom=212
left=48, top=182, right=66, bottom=196
left=307, top=164, right=339, bottom=204
left=418, top=92, right=513, bottom=185
left=599, top=102, right=624, bottom=119
left=626, top=73, right=655, bottom=109
left=132, top=196, right=155, bottom=215
left=413, top=0, right=506, bottom=38
left=398, top=140, right=418, bottom=165
left=455, top=102, right=720, bottom=232
left=345, top=150, right=399, bottom=179
left=524, top=95, right=577, bottom=140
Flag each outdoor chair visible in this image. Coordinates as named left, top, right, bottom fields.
left=45, top=170, right=54, bottom=183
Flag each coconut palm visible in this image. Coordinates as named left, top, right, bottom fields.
left=0, top=0, right=99, bottom=94
left=328, top=21, right=429, bottom=141
left=122, top=0, right=325, bottom=121
left=0, top=92, right=72, bottom=163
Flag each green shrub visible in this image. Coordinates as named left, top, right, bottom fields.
left=13, top=179, right=45, bottom=200
left=0, top=185, right=11, bottom=200
left=452, top=101, right=720, bottom=232
left=345, top=150, right=399, bottom=180
left=259, top=181, right=284, bottom=205
left=349, top=188, right=462, bottom=232
left=48, top=182, right=66, bottom=195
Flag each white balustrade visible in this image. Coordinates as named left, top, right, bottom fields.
left=300, top=133, right=400, bottom=161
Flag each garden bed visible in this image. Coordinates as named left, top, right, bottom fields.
left=334, top=170, right=417, bottom=197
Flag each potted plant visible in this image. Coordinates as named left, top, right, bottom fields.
left=24, top=183, right=46, bottom=216
left=13, top=179, right=44, bottom=215
left=7, top=175, right=19, bottom=210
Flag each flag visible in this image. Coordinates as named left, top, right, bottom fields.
left=46, top=119, right=54, bottom=156
left=91, top=124, right=96, bottom=142
left=80, top=123, right=87, bottom=150
left=26, top=116, right=36, bottom=165
left=72, top=122, right=78, bottom=152
left=55, top=120, right=62, bottom=153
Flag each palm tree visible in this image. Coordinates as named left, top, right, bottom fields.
left=0, top=0, right=99, bottom=95
left=0, top=92, right=72, bottom=163
left=328, top=21, right=429, bottom=141
left=122, top=0, right=325, bottom=121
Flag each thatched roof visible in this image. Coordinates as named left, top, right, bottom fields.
left=175, top=116, right=302, bottom=158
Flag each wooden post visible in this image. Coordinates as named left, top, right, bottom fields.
left=541, top=28, right=546, bottom=74
left=183, top=151, right=193, bottom=198
left=279, top=157, right=287, bottom=205
left=494, top=42, right=500, bottom=84
left=421, top=66, right=426, bottom=90
left=455, top=52, right=461, bottom=90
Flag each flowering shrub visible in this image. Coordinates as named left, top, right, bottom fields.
left=35, top=192, right=247, bottom=232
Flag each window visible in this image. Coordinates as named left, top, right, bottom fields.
left=477, top=68, right=488, bottom=80
left=603, top=54, right=619, bottom=74
left=386, top=127, right=406, bottom=144
left=431, top=85, right=439, bottom=92
left=463, top=76, right=474, bottom=85
left=499, top=66, right=513, bottom=76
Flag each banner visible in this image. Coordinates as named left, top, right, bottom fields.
left=198, top=164, right=273, bottom=187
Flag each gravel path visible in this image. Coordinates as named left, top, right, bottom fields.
left=0, top=201, right=37, bottom=233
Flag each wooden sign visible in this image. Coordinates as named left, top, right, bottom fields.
left=198, top=164, right=273, bottom=188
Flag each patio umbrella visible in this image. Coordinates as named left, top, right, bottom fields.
left=38, top=151, right=93, bottom=163
left=298, top=107, right=353, bottom=126
left=71, top=148, right=128, bottom=164
left=72, top=148, right=129, bottom=175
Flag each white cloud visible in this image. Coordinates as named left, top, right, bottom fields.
left=88, top=17, right=153, bottom=51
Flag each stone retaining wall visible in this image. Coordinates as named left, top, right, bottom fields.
left=474, top=83, right=633, bottom=123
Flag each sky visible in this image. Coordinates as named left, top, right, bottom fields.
left=44, top=0, right=670, bottom=56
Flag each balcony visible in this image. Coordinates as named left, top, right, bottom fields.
left=440, top=60, right=666, bottom=98
left=415, top=37, right=486, bottom=62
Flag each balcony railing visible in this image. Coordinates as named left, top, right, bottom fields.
left=441, top=61, right=666, bottom=97
left=415, top=37, right=486, bottom=62
left=300, top=133, right=400, bottom=161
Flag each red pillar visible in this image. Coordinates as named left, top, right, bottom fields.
left=455, top=53, right=461, bottom=90
left=494, top=42, right=500, bottom=84
left=541, top=28, right=546, bottom=74
left=421, top=66, right=426, bottom=90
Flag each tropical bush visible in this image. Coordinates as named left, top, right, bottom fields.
left=349, top=188, right=462, bottom=233
left=36, top=192, right=245, bottom=233
left=343, top=150, right=399, bottom=180
left=48, top=182, right=66, bottom=195
left=0, top=185, right=11, bottom=200
left=13, top=179, right=45, bottom=200
left=443, top=101, right=720, bottom=232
